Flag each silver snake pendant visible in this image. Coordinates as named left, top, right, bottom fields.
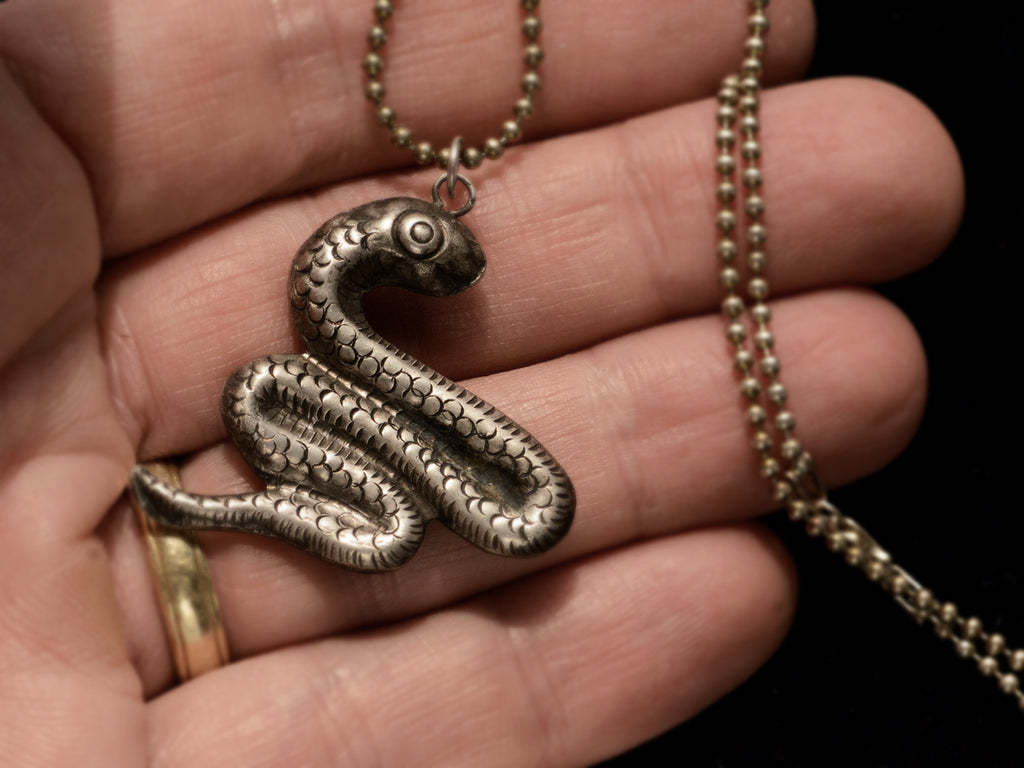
left=129, top=197, right=575, bottom=571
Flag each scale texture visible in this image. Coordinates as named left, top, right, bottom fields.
left=129, top=197, right=575, bottom=571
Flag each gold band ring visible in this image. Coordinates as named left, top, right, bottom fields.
left=130, top=462, right=229, bottom=681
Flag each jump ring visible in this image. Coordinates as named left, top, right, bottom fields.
left=432, top=172, right=476, bottom=217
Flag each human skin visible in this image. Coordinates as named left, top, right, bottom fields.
left=0, top=1, right=961, bottom=765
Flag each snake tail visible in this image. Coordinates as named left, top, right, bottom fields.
left=128, top=466, right=424, bottom=571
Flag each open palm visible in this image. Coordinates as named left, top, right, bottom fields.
left=0, top=1, right=962, bottom=764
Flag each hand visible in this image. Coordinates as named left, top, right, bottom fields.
left=0, top=0, right=962, bottom=764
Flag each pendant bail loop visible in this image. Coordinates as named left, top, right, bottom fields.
left=432, top=136, right=475, bottom=217
left=446, top=136, right=463, bottom=197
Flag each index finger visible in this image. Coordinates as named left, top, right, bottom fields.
left=0, top=0, right=815, bottom=253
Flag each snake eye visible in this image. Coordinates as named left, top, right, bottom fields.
left=394, top=211, right=444, bottom=258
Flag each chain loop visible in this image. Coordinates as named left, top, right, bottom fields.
left=364, top=0, right=543, bottom=170
left=718, top=0, right=1024, bottom=710
left=446, top=136, right=464, bottom=197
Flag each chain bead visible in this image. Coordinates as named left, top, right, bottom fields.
left=363, top=52, right=382, bottom=76
left=747, top=252, right=766, bottom=275
left=391, top=126, right=411, bottom=147
left=1000, top=674, right=1020, bottom=694
left=780, top=437, right=801, bottom=460
left=414, top=142, right=433, bottom=165
left=914, top=589, right=934, bottom=611
left=748, top=278, right=769, bottom=300
left=767, top=382, right=787, bottom=404
left=366, top=80, right=385, bottom=101
left=787, top=500, right=808, bottom=521
left=988, top=633, right=1007, bottom=656
left=484, top=138, right=504, bottom=159
left=753, top=329, right=774, bottom=350
left=805, top=515, right=826, bottom=537
left=889, top=574, right=907, bottom=596
left=956, top=639, right=975, bottom=658
left=752, top=430, right=772, bottom=451
left=773, top=480, right=792, bottom=502
left=774, top=410, right=795, bottom=433
left=734, top=349, right=754, bottom=371
left=522, top=15, right=541, bottom=39
left=722, top=295, right=744, bottom=318
left=864, top=559, right=886, bottom=581
left=741, top=377, right=763, bottom=399
left=462, top=147, right=483, bottom=169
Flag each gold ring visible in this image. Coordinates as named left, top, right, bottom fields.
left=129, top=462, right=229, bottom=681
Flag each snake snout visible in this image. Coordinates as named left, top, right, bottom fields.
left=416, top=212, right=487, bottom=297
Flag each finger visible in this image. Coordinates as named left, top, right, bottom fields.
left=0, top=65, right=98, bottom=366
left=0, top=0, right=815, bottom=253
left=99, top=77, right=960, bottom=457
left=106, top=287, right=925, bottom=693
left=147, top=525, right=795, bottom=767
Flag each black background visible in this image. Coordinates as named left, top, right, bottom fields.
left=605, top=2, right=1022, bottom=766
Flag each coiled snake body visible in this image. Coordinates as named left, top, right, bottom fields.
left=129, top=197, right=575, bottom=571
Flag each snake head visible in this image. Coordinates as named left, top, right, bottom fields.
left=363, top=197, right=486, bottom=296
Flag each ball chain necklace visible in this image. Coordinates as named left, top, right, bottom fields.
left=123, top=0, right=1020, bottom=714
left=129, top=0, right=574, bottom=571
left=721, top=0, right=1022, bottom=710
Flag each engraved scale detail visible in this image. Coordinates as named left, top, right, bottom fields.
left=130, top=197, right=574, bottom=571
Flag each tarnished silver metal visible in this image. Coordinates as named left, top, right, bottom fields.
left=432, top=172, right=475, bottom=218
left=130, top=197, right=574, bottom=571
left=446, top=136, right=463, bottom=197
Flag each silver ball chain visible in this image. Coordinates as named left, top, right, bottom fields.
left=717, top=0, right=1024, bottom=708
left=364, top=0, right=542, bottom=171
